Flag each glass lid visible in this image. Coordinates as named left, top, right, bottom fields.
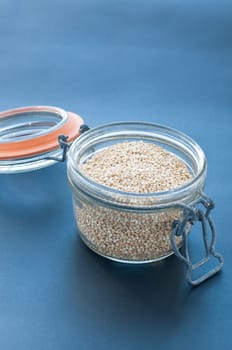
left=0, top=106, right=83, bottom=173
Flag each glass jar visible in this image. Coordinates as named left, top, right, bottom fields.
left=67, top=122, right=223, bottom=285
left=0, top=106, right=223, bottom=286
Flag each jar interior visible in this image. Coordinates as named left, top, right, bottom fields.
left=79, top=137, right=196, bottom=179
left=68, top=122, right=206, bottom=208
left=68, top=122, right=206, bottom=205
left=77, top=131, right=202, bottom=180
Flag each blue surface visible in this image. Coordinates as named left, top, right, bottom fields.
left=0, top=1, right=231, bottom=349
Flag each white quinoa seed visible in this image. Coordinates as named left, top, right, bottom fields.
left=75, top=141, right=192, bottom=261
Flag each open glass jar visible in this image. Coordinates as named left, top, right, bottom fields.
left=0, top=106, right=223, bottom=286
left=67, top=122, right=223, bottom=285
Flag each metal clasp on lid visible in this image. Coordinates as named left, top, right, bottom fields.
left=45, top=124, right=90, bottom=162
left=170, top=193, right=224, bottom=286
left=45, top=135, right=70, bottom=162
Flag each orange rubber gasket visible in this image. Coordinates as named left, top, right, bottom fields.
left=0, top=106, right=84, bottom=160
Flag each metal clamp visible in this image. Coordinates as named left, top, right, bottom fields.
left=79, top=124, right=90, bottom=134
left=45, top=124, right=90, bottom=162
left=170, top=194, right=224, bottom=286
left=45, top=135, right=70, bottom=162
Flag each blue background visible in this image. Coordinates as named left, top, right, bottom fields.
left=0, top=1, right=231, bottom=349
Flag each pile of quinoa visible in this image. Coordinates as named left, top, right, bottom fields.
left=81, top=141, right=191, bottom=193
left=75, top=141, right=192, bottom=261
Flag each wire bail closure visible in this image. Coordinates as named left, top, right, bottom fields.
left=170, top=193, right=224, bottom=286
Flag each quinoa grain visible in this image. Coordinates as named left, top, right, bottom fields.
left=75, top=141, right=192, bottom=261
left=81, top=141, right=191, bottom=193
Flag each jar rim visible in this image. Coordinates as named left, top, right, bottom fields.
left=67, top=121, right=207, bottom=208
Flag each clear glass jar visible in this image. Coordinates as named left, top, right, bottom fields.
left=0, top=105, right=223, bottom=285
left=67, top=122, right=207, bottom=263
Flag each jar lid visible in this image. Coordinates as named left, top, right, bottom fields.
left=0, top=106, right=84, bottom=173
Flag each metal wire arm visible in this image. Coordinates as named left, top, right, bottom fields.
left=45, top=135, right=70, bottom=162
left=170, top=194, right=224, bottom=286
left=45, top=124, right=90, bottom=162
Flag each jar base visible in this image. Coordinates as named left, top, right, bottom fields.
left=79, top=233, right=175, bottom=264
